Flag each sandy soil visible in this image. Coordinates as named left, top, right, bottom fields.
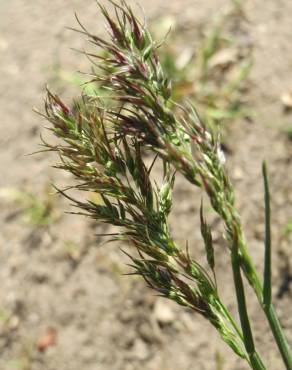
left=0, top=1, right=292, bottom=369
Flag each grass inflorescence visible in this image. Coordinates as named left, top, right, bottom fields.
left=38, top=1, right=292, bottom=369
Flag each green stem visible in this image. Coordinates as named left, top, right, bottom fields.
left=264, top=304, right=292, bottom=370
left=231, top=232, right=266, bottom=370
left=249, top=352, right=267, bottom=370
left=235, top=162, right=292, bottom=369
left=239, top=240, right=292, bottom=368
left=262, top=161, right=271, bottom=306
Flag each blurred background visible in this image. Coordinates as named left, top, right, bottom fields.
left=0, top=0, right=292, bottom=369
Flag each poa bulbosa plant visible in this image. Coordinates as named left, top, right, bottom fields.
left=38, top=1, right=292, bottom=368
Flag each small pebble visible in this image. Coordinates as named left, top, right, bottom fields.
left=154, top=300, right=175, bottom=325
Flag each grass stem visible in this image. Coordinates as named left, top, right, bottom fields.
left=262, top=161, right=271, bottom=307
left=264, top=304, right=292, bottom=370
left=231, top=231, right=266, bottom=370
